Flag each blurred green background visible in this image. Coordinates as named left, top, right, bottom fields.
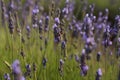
left=75, top=0, right=120, bottom=21
left=3, top=0, right=120, bottom=21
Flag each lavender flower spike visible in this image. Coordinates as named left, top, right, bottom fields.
left=95, top=68, right=102, bottom=80
left=4, top=73, right=11, bottom=80
left=12, top=60, right=25, bottom=80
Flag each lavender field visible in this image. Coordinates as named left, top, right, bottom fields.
left=0, top=0, right=120, bottom=80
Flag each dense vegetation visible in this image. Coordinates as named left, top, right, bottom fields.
left=0, top=0, right=120, bottom=80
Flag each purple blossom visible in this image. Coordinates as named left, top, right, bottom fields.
left=44, top=16, right=49, bottom=31
left=97, top=52, right=101, bottom=62
left=12, top=60, right=25, bottom=80
left=12, top=60, right=21, bottom=75
left=59, top=59, right=64, bottom=76
left=95, top=68, right=102, bottom=80
left=42, top=57, right=47, bottom=68
left=26, top=25, right=30, bottom=32
left=75, top=55, right=80, bottom=63
left=55, top=17, right=60, bottom=25
left=24, top=64, right=31, bottom=78
left=61, top=41, right=66, bottom=49
left=4, top=73, right=11, bottom=80
left=80, top=64, right=89, bottom=76
left=32, top=7, right=39, bottom=14
left=60, top=59, right=64, bottom=65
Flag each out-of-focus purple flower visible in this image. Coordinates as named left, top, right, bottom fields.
left=26, top=64, right=31, bottom=72
left=53, top=25, right=61, bottom=43
left=62, top=7, right=69, bottom=16
left=105, top=8, right=109, bottom=15
left=95, top=68, right=102, bottom=80
left=118, top=37, right=120, bottom=42
left=98, top=68, right=102, bottom=75
left=32, top=24, right=38, bottom=28
left=75, top=55, right=80, bottom=63
left=42, top=57, right=47, bottom=68
left=65, top=0, right=69, bottom=4
left=26, top=25, right=31, bottom=39
left=84, top=44, right=92, bottom=55
left=12, top=60, right=21, bottom=75
left=84, top=14, right=92, bottom=25
left=89, top=4, right=95, bottom=13
left=4, top=73, right=11, bottom=80
left=59, top=59, right=64, bottom=68
left=38, top=19, right=43, bottom=33
left=59, top=59, right=64, bottom=76
left=32, top=7, right=39, bottom=15
left=24, top=64, right=31, bottom=78
left=55, top=17, right=60, bottom=25
left=81, top=49, right=86, bottom=64
left=80, top=64, right=89, bottom=76
left=8, top=0, right=16, bottom=13
left=52, top=24, right=58, bottom=29
left=44, top=16, right=49, bottom=31
left=61, top=40, right=66, bottom=57
left=12, top=60, right=25, bottom=80
left=82, top=48, right=86, bottom=54
left=97, top=52, right=101, bottom=62
left=60, top=59, right=64, bottom=65
left=61, top=41, right=66, bottom=49
left=26, top=25, right=30, bottom=32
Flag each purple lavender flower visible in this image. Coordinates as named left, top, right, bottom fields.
left=12, top=60, right=21, bottom=75
left=60, top=59, right=64, bottom=65
left=97, top=52, right=101, bottom=62
left=32, top=3, right=39, bottom=28
left=38, top=19, right=43, bottom=33
left=61, top=40, right=66, bottom=57
left=26, top=64, right=31, bottom=72
left=55, top=17, right=60, bottom=25
left=26, top=25, right=30, bottom=32
left=42, top=57, right=47, bottom=68
left=61, top=41, right=66, bottom=49
left=62, top=7, right=69, bottom=17
left=32, top=6, right=39, bottom=15
left=80, top=64, right=89, bottom=76
left=26, top=25, right=31, bottom=39
left=95, top=68, right=102, bottom=80
left=59, top=59, right=64, bottom=76
left=53, top=25, right=61, bottom=43
left=80, top=49, right=86, bottom=64
left=44, top=16, right=49, bottom=31
left=12, top=60, right=25, bottom=80
left=24, top=64, right=31, bottom=78
left=75, top=55, right=80, bottom=63
left=4, top=73, right=11, bottom=80
left=8, top=0, right=16, bottom=13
